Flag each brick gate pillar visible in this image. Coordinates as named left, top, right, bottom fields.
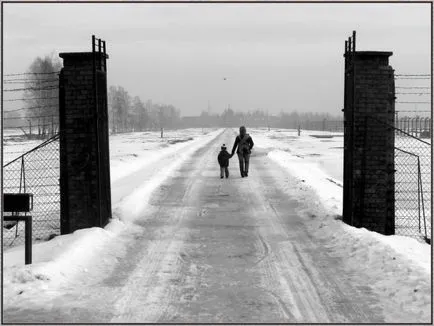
left=343, top=51, right=395, bottom=235
left=58, top=52, right=112, bottom=234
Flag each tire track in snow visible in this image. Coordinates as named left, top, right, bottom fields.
left=265, top=289, right=297, bottom=320
left=247, top=153, right=385, bottom=322
left=110, top=129, right=225, bottom=322
left=253, top=232, right=270, bottom=266
left=240, top=181, right=312, bottom=322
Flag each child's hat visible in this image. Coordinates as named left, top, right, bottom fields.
left=221, top=144, right=227, bottom=150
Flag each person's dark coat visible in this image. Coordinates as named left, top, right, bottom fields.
left=231, top=133, right=254, bottom=155
left=218, top=150, right=231, bottom=167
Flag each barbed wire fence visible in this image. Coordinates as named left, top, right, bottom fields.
left=3, top=71, right=61, bottom=247
left=3, top=71, right=60, bottom=139
left=395, top=73, right=432, bottom=137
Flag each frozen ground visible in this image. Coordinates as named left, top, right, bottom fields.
left=2, top=127, right=431, bottom=323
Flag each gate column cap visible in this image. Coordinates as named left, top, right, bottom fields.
left=59, top=52, right=109, bottom=60
left=355, top=51, right=393, bottom=57
left=344, top=51, right=393, bottom=58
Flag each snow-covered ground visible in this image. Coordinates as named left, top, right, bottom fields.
left=3, top=128, right=223, bottom=298
left=252, top=127, right=432, bottom=240
left=250, top=127, right=431, bottom=321
left=3, top=129, right=48, bottom=164
left=251, top=127, right=344, bottom=212
left=2, top=127, right=431, bottom=322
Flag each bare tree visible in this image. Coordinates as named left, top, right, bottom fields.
left=131, top=96, right=148, bottom=131
left=108, top=86, right=131, bottom=133
left=24, top=53, right=62, bottom=137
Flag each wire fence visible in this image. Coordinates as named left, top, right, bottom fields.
left=3, top=71, right=61, bottom=247
left=394, top=129, right=431, bottom=242
left=3, top=134, right=60, bottom=247
left=395, top=72, right=431, bottom=118
left=301, top=116, right=431, bottom=242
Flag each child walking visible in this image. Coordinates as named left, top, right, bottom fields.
left=217, top=144, right=232, bottom=179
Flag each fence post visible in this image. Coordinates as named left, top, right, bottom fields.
left=25, top=217, right=32, bottom=264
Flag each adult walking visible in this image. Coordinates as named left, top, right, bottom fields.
left=231, top=126, right=254, bottom=178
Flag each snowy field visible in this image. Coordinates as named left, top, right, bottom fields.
left=2, top=127, right=431, bottom=322
left=3, top=128, right=48, bottom=164
left=251, top=127, right=344, bottom=214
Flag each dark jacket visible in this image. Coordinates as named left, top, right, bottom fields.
left=231, top=133, right=254, bottom=155
left=218, top=150, right=231, bottom=167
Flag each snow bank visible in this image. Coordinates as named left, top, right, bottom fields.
left=3, top=219, right=127, bottom=304
left=268, top=150, right=342, bottom=214
left=316, top=216, right=431, bottom=322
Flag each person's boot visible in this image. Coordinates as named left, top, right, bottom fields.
left=245, top=160, right=249, bottom=177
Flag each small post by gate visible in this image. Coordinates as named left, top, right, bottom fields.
left=3, top=193, right=34, bottom=264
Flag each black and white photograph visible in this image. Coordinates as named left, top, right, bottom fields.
left=1, top=1, right=432, bottom=323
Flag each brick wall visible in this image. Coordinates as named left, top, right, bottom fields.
left=59, top=52, right=111, bottom=234
left=343, top=51, right=395, bottom=235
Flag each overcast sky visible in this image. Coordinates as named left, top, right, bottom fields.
left=3, top=3, right=431, bottom=117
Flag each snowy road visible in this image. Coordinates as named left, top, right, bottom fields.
left=3, top=129, right=425, bottom=323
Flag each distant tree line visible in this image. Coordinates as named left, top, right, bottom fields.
left=107, top=97, right=343, bottom=131
left=184, top=108, right=342, bottom=129
left=108, top=86, right=181, bottom=134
